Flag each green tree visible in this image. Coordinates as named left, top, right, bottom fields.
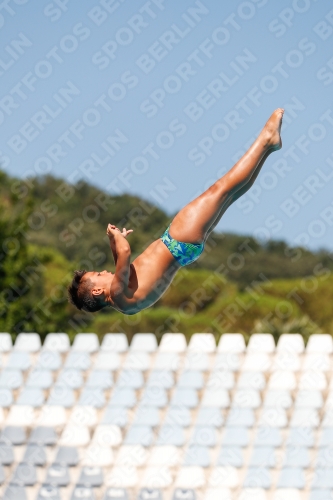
left=0, top=171, right=44, bottom=335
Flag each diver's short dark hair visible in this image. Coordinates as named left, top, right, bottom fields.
left=68, top=270, right=105, bottom=313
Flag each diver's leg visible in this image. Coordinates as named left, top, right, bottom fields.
left=203, top=148, right=271, bottom=239
left=169, top=109, right=284, bottom=244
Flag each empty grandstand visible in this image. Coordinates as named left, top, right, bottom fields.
left=0, top=332, right=331, bottom=500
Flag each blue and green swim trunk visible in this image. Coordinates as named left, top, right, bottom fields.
left=161, top=224, right=204, bottom=266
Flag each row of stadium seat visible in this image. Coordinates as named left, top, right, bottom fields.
left=3, top=484, right=330, bottom=500
left=1, top=351, right=332, bottom=374
left=1, top=333, right=332, bottom=353
left=0, top=333, right=331, bottom=499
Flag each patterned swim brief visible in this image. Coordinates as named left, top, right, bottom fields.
left=161, top=225, right=204, bottom=266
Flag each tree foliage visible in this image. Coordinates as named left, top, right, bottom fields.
left=0, top=171, right=41, bottom=335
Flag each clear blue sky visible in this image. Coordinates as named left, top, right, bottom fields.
left=1, top=0, right=333, bottom=250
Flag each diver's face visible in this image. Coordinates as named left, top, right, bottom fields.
left=84, top=270, right=113, bottom=296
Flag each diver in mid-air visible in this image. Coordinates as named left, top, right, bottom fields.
left=68, top=109, right=284, bottom=316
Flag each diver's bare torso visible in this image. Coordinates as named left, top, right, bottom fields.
left=112, top=239, right=180, bottom=315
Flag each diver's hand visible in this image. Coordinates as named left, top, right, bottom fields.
left=106, top=224, right=118, bottom=240
left=107, top=224, right=133, bottom=238
left=120, top=227, right=133, bottom=238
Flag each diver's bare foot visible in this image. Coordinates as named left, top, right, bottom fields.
left=261, top=108, right=284, bottom=151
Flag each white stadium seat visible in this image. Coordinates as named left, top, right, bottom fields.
left=83, top=445, right=114, bottom=467
left=0, top=333, right=12, bottom=352
left=207, top=371, right=235, bottom=390
left=0, top=408, right=5, bottom=426
left=241, top=353, right=271, bottom=371
left=36, top=351, right=61, bottom=371
left=116, top=445, right=148, bottom=467
left=6, top=405, right=35, bottom=426
left=208, top=466, right=240, bottom=488
left=272, top=352, right=301, bottom=371
left=268, top=371, right=297, bottom=390
left=302, top=353, right=331, bottom=371
left=273, top=489, right=301, bottom=500
left=94, top=352, right=120, bottom=370
left=258, top=408, right=288, bottom=428
left=37, top=405, right=66, bottom=427
left=72, top=333, right=99, bottom=352
left=247, top=334, right=275, bottom=353
left=176, top=466, right=206, bottom=488
left=101, top=333, right=128, bottom=352
left=153, top=353, right=181, bottom=371
left=237, top=371, right=266, bottom=390
left=184, top=352, right=210, bottom=371
left=14, top=333, right=41, bottom=352
left=239, top=489, right=267, bottom=500
left=106, top=466, right=138, bottom=488
left=159, top=333, right=187, bottom=352
left=130, top=333, right=157, bottom=352
left=218, top=334, right=246, bottom=353
left=294, top=390, right=323, bottom=408
left=276, top=334, right=304, bottom=353
left=141, top=466, right=172, bottom=488
left=147, top=446, right=181, bottom=466
left=0, top=369, right=23, bottom=389
left=6, top=351, right=31, bottom=371
left=264, top=390, right=293, bottom=409
left=306, top=333, right=333, bottom=353
left=188, top=333, right=216, bottom=352
left=214, top=353, right=242, bottom=371
left=204, top=488, right=232, bottom=500
left=43, top=333, right=70, bottom=352
left=202, top=388, right=230, bottom=408
left=69, top=406, right=98, bottom=427
left=59, top=425, right=90, bottom=447
left=92, top=425, right=122, bottom=447
left=123, top=352, right=151, bottom=371
left=233, top=389, right=261, bottom=409
left=299, top=371, right=327, bottom=391
left=290, top=409, right=320, bottom=428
